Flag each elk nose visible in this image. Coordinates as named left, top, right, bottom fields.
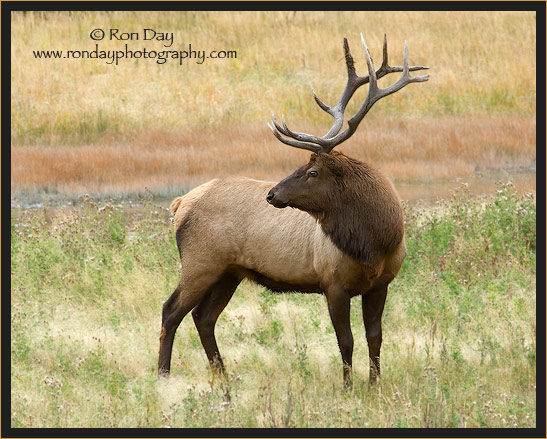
left=266, top=190, right=275, bottom=204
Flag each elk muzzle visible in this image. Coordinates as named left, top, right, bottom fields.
left=266, top=187, right=289, bottom=208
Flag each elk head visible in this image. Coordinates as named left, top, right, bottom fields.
left=266, top=151, right=345, bottom=211
left=266, top=34, right=429, bottom=212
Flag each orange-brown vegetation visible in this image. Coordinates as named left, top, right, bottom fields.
left=11, top=115, right=535, bottom=195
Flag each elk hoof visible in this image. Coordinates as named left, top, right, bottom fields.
left=158, top=368, right=170, bottom=378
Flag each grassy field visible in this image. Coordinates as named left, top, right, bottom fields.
left=11, top=183, right=536, bottom=428
left=11, top=11, right=536, bottom=196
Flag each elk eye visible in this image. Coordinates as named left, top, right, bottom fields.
left=308, top=170, right=318, bottom=178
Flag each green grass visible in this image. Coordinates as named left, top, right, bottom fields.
left=10, top=183, right=536, bottom=428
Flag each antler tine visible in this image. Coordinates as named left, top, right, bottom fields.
left=308, top=37, right=358, bottom=120
left=311, top=86, right=333, bottom=115
left=321, top=36, right=429, bottom=152
left=343, top=37, right=357, bottom=79
left=403, top=40, right=409, bottom=75
left=270, top=111, right=290, bottom=137
left=268, top=121, right=322, bottom=153
left=269, top=112, right=324, bottom=152
left=270, top=112, right=326, bottom=153
left=318, top=33, right=381, bottom=153
left=269, top=109, right=335, bottom=150
left=381, top=34, right=389, bottom=69
left=360, top=34, right=378, bottom=93
left=314, top=37, right=360, bottom=119
left=321, top=37, right=363, bottom=139
left=269, top=34, right=429, bottom=154
left=268, top=37, right=363, bottom=150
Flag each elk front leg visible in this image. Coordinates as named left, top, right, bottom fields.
left=362, top=279, right=389, bottom=384
left=326, top=287, right=353, bottom=390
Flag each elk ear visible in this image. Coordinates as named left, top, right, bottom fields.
left=316, top=152, right=345, bottom=177
left=331, top=159, right=345, bottom=177
left=324, top=152, right=345, bottom=177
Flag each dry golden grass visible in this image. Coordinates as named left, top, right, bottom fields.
left=11, top=115, right=536, bottom=196
left=11, top=10, right=536, bottom=146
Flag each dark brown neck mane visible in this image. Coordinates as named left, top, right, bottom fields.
left=313, top=153, right=404, bottom=264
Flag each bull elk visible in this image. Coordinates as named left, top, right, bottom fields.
left=158, top=34, right=429, bottom=389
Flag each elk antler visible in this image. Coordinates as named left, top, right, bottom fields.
left=268, top=34, right=429, bottom=154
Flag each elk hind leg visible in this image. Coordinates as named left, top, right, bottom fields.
left=158, top=274, right=215, bottom=376
left=192, top=271, right=240, bottom=376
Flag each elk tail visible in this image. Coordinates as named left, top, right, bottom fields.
left=169, top=197, right=183, bottom=215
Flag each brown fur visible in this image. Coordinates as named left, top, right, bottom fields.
left=158, top=152, right=406, bottom=388
left=268, top=152, right=404, bottom=265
